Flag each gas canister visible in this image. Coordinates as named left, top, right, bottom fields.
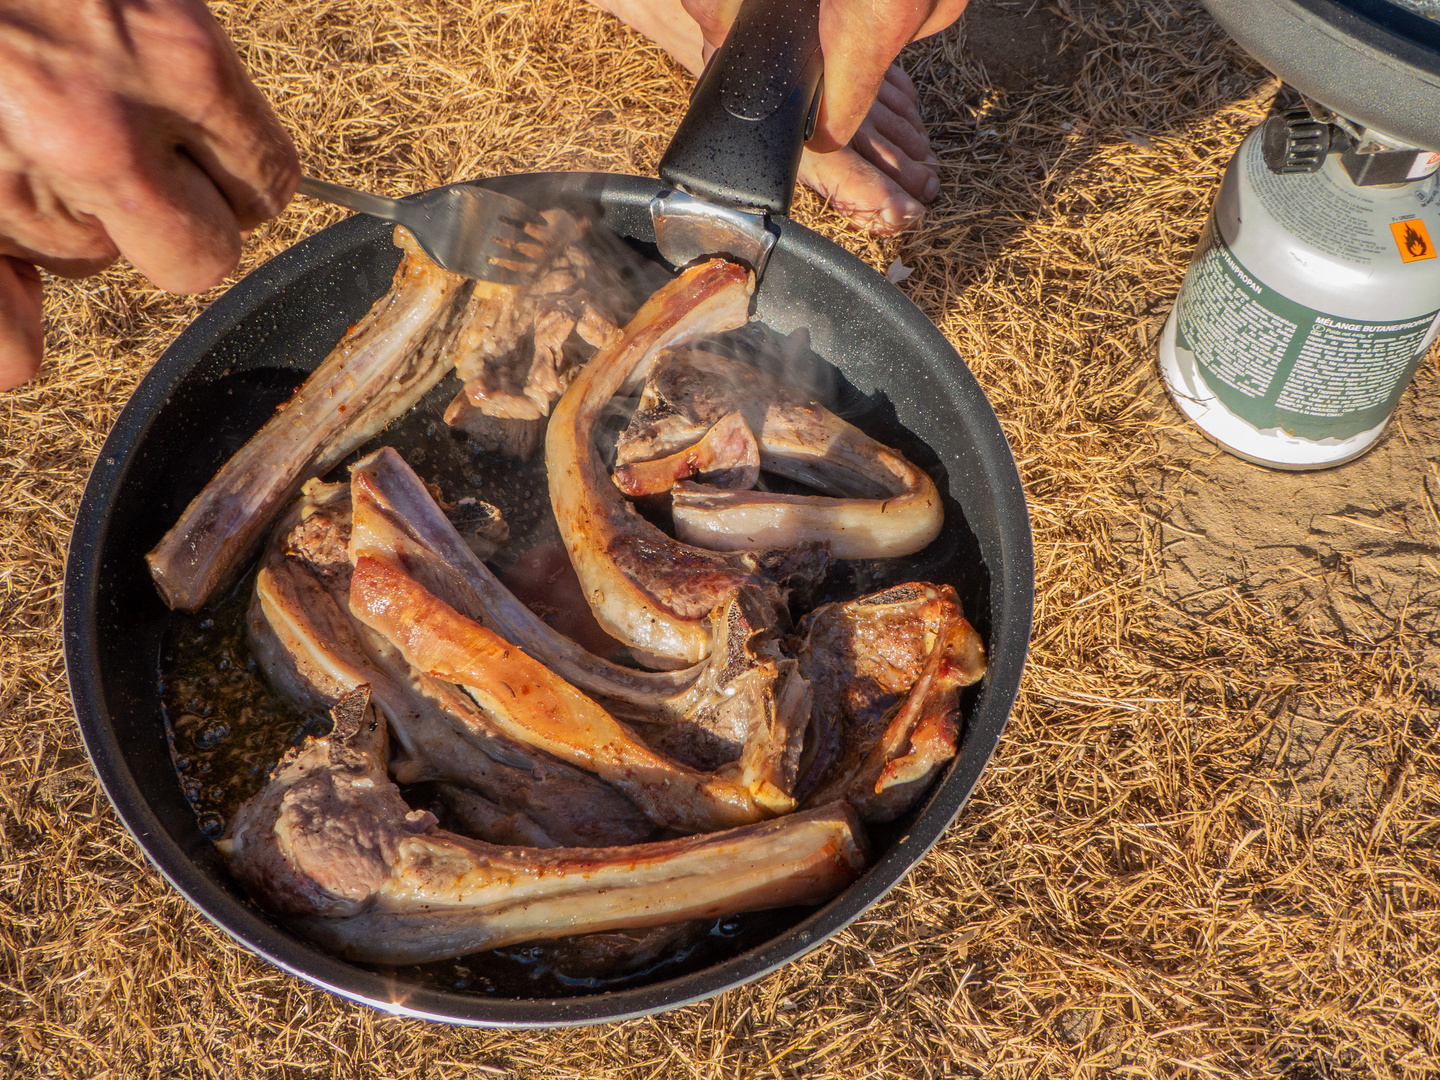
left=1158, top=121, right=1440, bottom=469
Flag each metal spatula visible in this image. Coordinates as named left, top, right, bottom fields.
left=298, top=176, right=545, bottom=284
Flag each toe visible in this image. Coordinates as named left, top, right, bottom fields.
left=798, top=145, right=925, bottom=235
left=870, top=88, right=937, bottom=168
left=883, top=63, right=919, bottom=101
left=851, top=120, right=941, bottom=203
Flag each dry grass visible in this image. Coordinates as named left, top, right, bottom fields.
left=3, top=0, right=1439, bottom=1076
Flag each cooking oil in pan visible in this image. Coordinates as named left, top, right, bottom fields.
left=160, top=568, right=324, bottom=835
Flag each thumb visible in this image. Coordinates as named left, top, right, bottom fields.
left=0, top=256, right=43, bottom=391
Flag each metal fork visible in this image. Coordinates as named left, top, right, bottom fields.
left=298, top=176, right=545, bottom=284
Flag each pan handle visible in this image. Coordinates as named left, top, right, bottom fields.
left=658, top=0, right=824, bottom=218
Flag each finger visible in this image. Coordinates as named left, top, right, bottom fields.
left=678, top=0, right=743, bottom=50
left=811, top=2, right=924, bottom=152
left=130, top=2, right=299, bottom=229
left=812, top=0, right=968, bottom=152
left=850, top=121, right=940, bottom=203
left=0, top=256, right=43, bottom=391
left=915, top=0, right=970, bottom=40
left=90, top=138, right=242, bottom=294
left=0, top=31, right=239, bottom=293
left=0, top=170, right=119, bottom=271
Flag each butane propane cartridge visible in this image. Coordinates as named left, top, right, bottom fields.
left=1159, top=107, right=1440, bottom=469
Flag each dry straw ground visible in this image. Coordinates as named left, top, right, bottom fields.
left=3, top=0, right=1439, bottom=1077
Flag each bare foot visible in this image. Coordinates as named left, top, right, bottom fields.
left=590, top=0, right=940, bottom=235
left=799, top=65, right=940, bottom=235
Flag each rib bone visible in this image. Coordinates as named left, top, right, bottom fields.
left=617, top=349, right=945, bottom=559
left=544, top=259, right=827, bottom=664
left=348, top=448, right=812, bottom=795
left=146, top=228, right=472, bottom=611
left=248, top=483, right=655, bottom=847
left=219, top=688, right=867, bottom=965
left=348, top=551, right=798, bottom=831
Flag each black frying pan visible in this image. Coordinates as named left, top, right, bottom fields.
left=62, top=0, right=1033, bottom=1026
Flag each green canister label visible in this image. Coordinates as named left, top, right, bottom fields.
left=1173, top=224, right=1438, bottom=440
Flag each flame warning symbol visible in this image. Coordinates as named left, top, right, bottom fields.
left=1390, top=218, right=1436, bottom=263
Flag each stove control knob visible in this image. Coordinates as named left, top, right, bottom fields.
left=1261, top=109, right=1333, bottom=174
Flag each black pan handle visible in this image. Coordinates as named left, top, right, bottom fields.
left=658, top=0, right=824, bottom=218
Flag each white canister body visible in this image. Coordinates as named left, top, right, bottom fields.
left=1158, top=127, right=1440, bottom=469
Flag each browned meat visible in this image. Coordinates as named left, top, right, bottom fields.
left=348, top=551, right=797, bottom=831
left=219, top=687, right=868, bottom=964
left=349, top=447, right=708, bottom=706
left=615, top=349, right=944, bottom=559
left=146, top=228, right=473, bottom=611
left=349, top=448, right=811, bottom=798
left=545, top=260, right=828, bottom=664
left=612, top=408, right=760, bottom=496
left=628, top=586, right=810, bottom=798
left=443, top=207, right=665, bottom=428
left=792, top=583, right=986, bottom=820
left=248, top=484, right=654, bottom=847
left=431, top=784, right=561, bottom=848
left=446, top=497, right=510, bottom=561
left=443, top=392, right=545, bottom=461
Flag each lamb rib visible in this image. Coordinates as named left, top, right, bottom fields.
left=616, top=349, right=944, bottom=559
left=349, top=551, right=798, bottom=831
left=146, top=227, right=472, bottom=612
left=348, top=448, right=812, bottom=796
left=544, top=259, right=828, bottom=665
left=793, top=583, right=987, bottom=820
left=248, top=484, right=654, bottom=847
left=348, top=448, right=706, bottom=707
left=219, top=686, right=868, bottom=965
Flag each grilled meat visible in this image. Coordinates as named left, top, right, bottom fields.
left=350, top=448, right=811, bottom=795
left=249, top=483, right=654, bottom=847
left=147, top=228, right=473, bottom=611
left=349, top=551, right=797, bottom=831
left=545, top=260, right=828, bottom=664
left=616, top=349, right=944, bottom=559
left=793, top=583, right=986, bottom=820
left=218, top=687, right=868, bottom=965
left=612, top=408, right=760, bottom=496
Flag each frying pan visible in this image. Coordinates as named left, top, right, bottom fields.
left=62, top=0, right=1033, bottom=1026
left=1202, top=0, right=1440, bottom=151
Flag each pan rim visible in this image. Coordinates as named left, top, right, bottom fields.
left=62, top=171, right=1033, bottom=1027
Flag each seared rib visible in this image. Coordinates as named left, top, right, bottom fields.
left=349, top=552, right=797, bottom=831
left=248, top=484, right=654, bottom=847
left=219, top=688, right=867, bottom=965
left=612, top=409, right=760, bottom=496
left=617, top=349, right=944, bottom=559
left=349, top=447, right=706, bottom=707
left=349, top=448, right=812, bottom=794
left=793, top=583, right=986, bottom=820
left=545, top=260, right=827, bottom=664
left=146, top=228, right=472, bottom=611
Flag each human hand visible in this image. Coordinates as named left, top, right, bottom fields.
left=0, top=0, right=299, bottom=390
left=678, top=0, right=968, bottom=153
